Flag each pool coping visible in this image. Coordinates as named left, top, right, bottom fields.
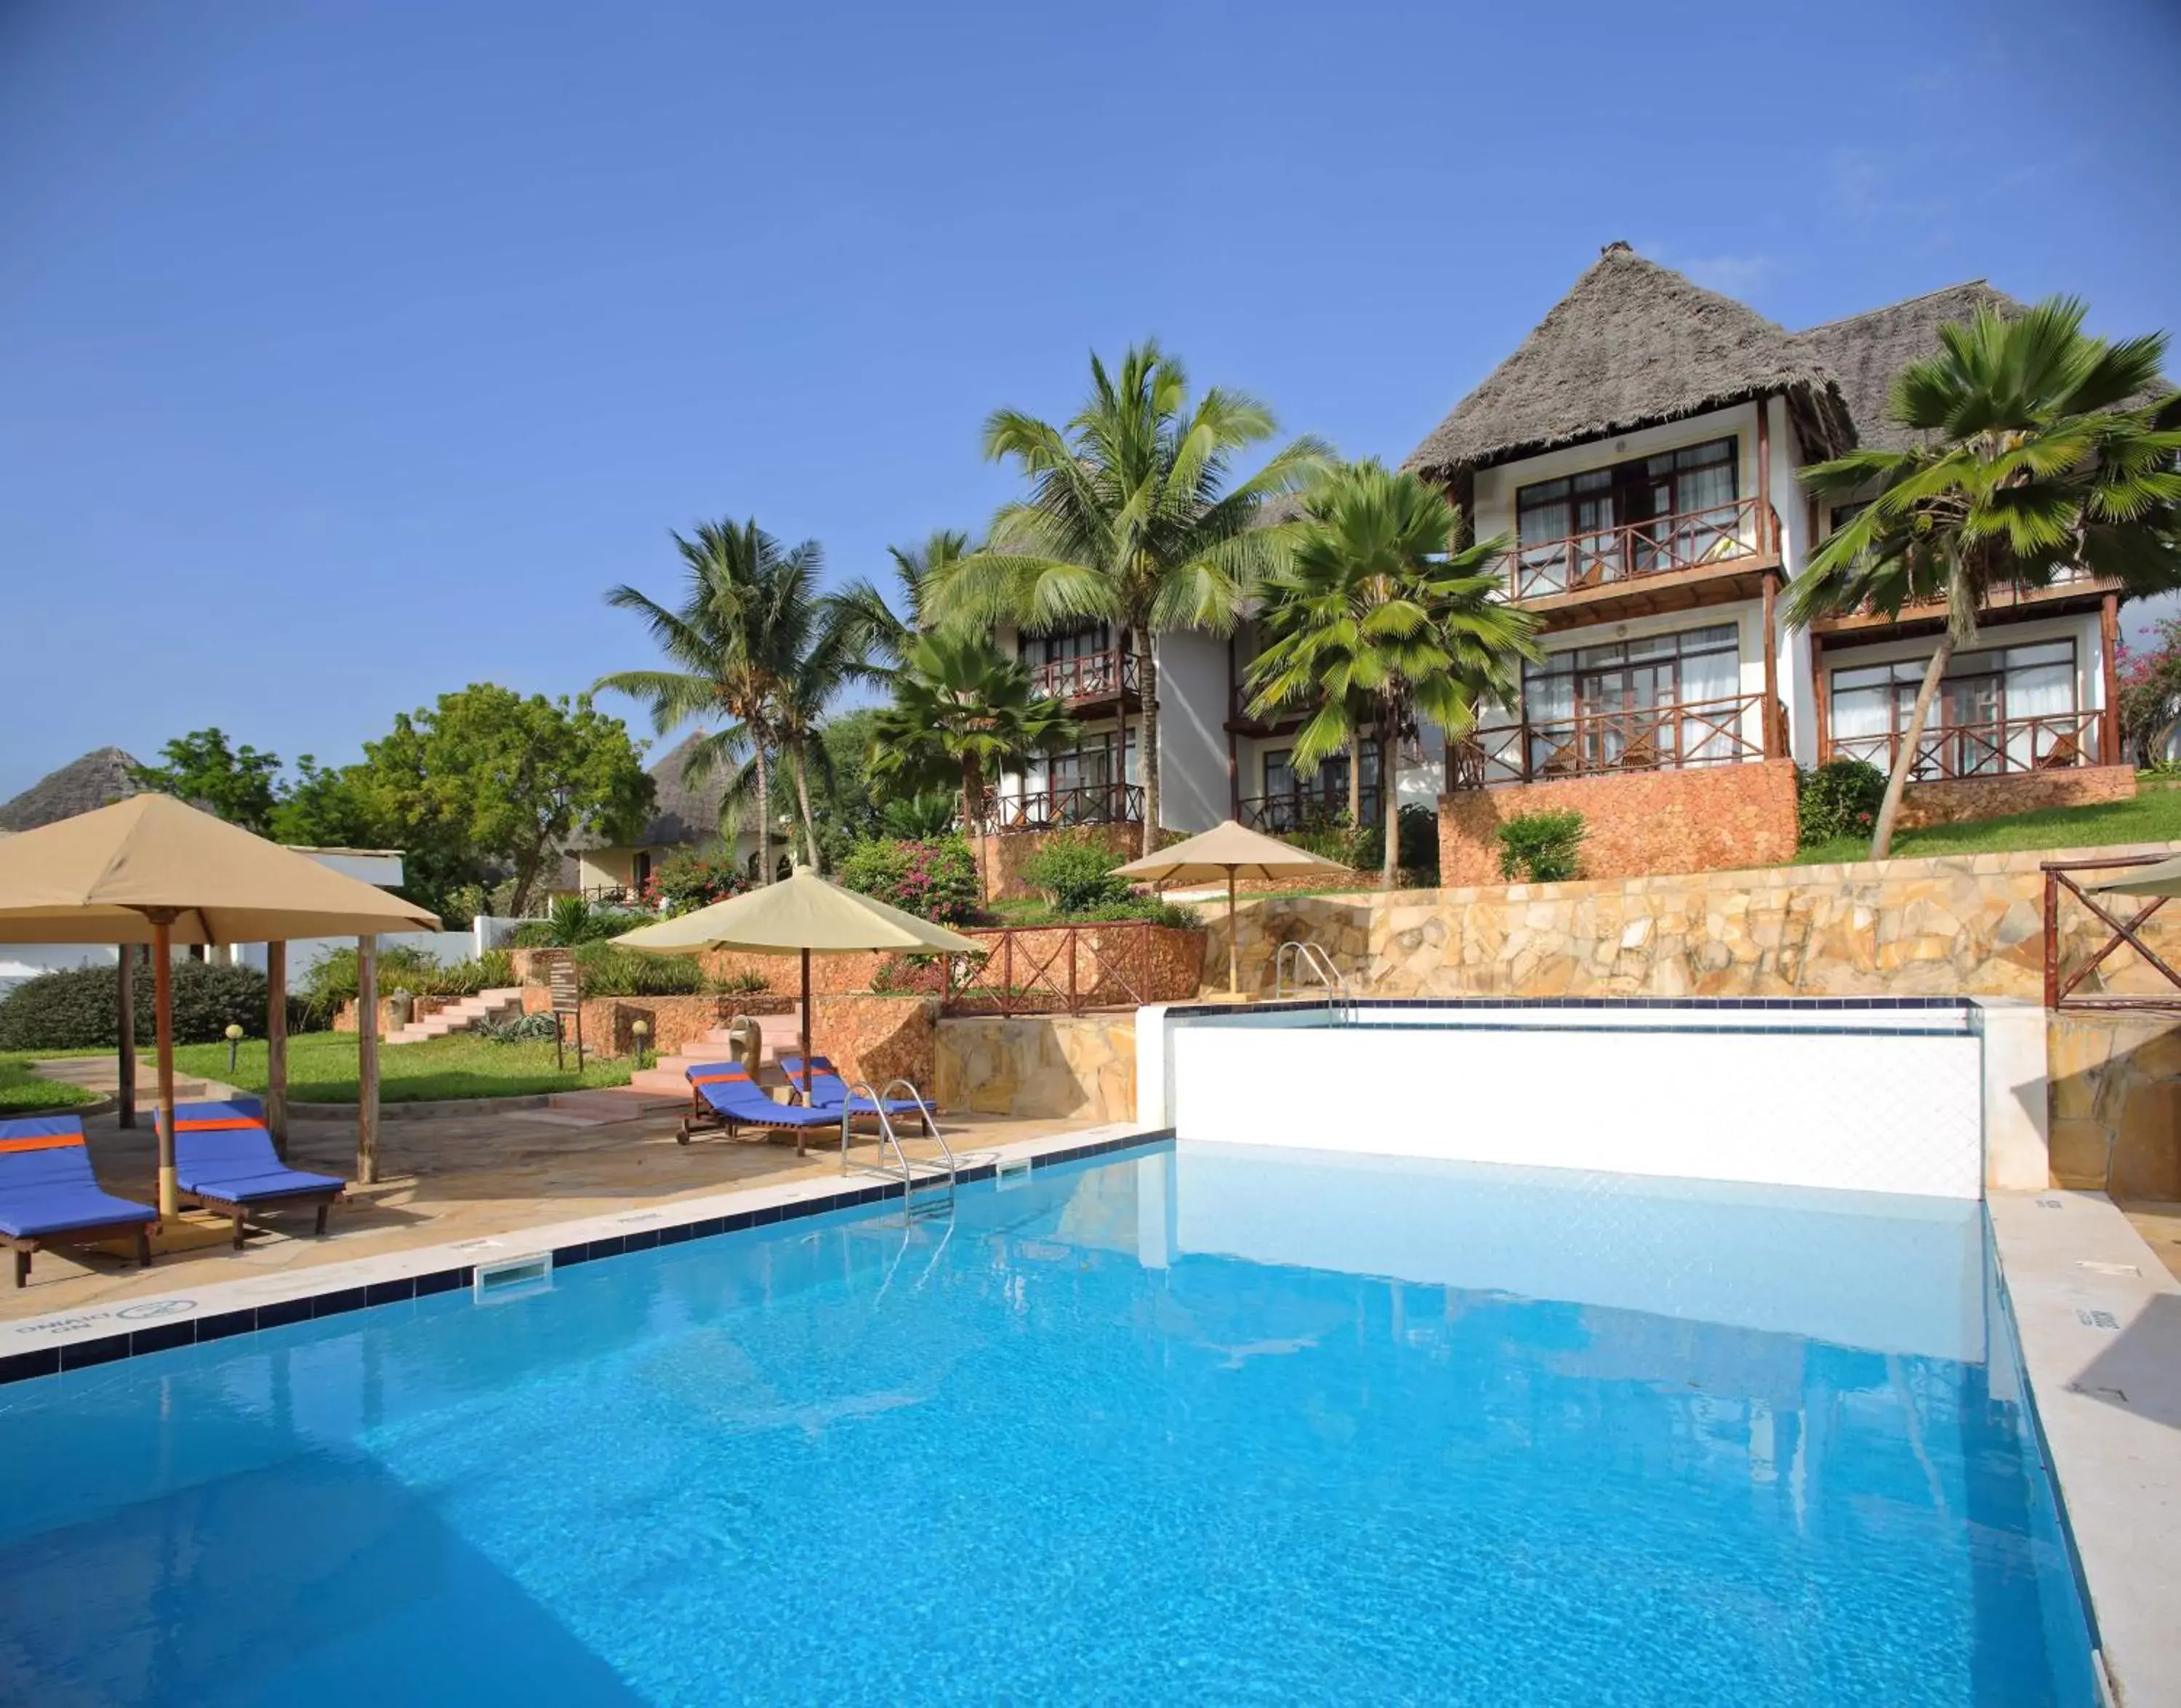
left=1986, top=1189, right=2181, bottom=1708
left=0, top=1122, right=1173, bottom=1387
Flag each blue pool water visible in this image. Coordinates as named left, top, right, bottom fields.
left=0, top=1143, right=2095, bottom=1706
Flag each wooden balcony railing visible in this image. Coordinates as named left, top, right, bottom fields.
left=1822, top=709, right=2101, bottom=781
left=1448, top=693, right=1764, bottom=789
left=1029, top=646, right=1138, bottom=702
left=1820, top=564, right=2107, bottom=624
left=1508, top=495, right=1770, bottom=600
left=941, top=921, right=1162, bottom=1015
left=1240, top=786, right=1383, bottom=834
left=981, top=781, right=1144, bottom=833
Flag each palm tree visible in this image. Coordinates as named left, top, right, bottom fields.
left=1247, top=460, right=1538, bottom=889
left=867, top=632, right=1077, bottom=899
left=926, top=342, right=1331, bottom=855
left=595, top=519, right=830, bottom=884
left=1787, top=298, right=2181, bottom=858
left=824, top=529, right=973, bottom=687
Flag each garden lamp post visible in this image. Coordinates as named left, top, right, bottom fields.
left=631, top=1018, right=650, bottom=1070
left=223, top=1023, right=244, bottom=1075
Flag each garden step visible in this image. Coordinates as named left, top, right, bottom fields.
left=385, top=986, right=526, bottom=1047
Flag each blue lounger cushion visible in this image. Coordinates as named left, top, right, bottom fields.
left=0, top=1116, right=158, bottom=1238
left=685, top=1064, right=840, bottom=1127
left=171, top=1101, right=345, bottom=1201
left=776, top=1055, right=923, bottom=1117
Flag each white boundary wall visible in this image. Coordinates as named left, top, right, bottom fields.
left=1138, top=999, right=2047, bottom=1201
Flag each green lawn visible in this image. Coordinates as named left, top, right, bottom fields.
left=0, top=1054, right=100, bottom=1116
left=1794, top=783, right=2181, bottom=866
left=172, top=1032, right=633, bottom=1105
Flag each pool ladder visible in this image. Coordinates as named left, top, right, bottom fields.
left=839, top=1079, right=957, bottom=1211
left=1274, top=940, right=1352, bottom=1018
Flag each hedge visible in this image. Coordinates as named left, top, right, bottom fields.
left=0, top=961, right=301, bottom=1052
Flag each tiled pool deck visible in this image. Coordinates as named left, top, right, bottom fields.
left=0, top=1100, right=1127, bottom=1326
left=1987, top=1190, right=2181, bottom=1708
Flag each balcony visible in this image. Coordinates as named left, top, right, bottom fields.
left=1821, top=709, right=2102, bottom=780
left=1447, top=693, right=1767, bottom=790
left=1028, top=646, right=1138, bottom=705
left=1506, top=495, right=1771, bottom=604
left=1808, top=565, right=2113, bottom=635
left=981, top=781, right=1144, bottom=834
left=1240, top=785, right=1383, bottom=834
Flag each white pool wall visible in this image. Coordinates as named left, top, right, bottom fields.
left=1137, top=998, right=2049, bottom=1200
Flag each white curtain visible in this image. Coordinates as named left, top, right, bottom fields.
left=1679, top=644, right=1741, bottom=762
left=2007, top=663, right=2076, bottom=768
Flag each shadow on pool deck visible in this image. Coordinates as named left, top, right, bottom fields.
left=0, top=1103, right=1102, bottom=1323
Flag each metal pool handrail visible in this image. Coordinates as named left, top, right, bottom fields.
left=1274, top=940, right=1349, bottom=1006
left=839, top=1079, right=955, bottom=1202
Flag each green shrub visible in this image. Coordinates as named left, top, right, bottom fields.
left=503, top=920, right=557, bottom=948
left=301, top=944, right=443, bottom=1021
left=654, top=848, right=747, bottom=916
left=0, top=960, right=277, bottom=1051
left=1288, top=804, right=1438, bottom=877
left=569, top=943, right=707, bottom=996
left=837, top=835, right=981, bottom=924
left=1067, top=895, right=1202, bottom=929
left=1021, top=833, right=1135, bottom=914
left=474, top=1011, right=560, bottom=1044
left=708, top=968, right=772, bottom=996
left=1496, top=810, right=1586, bottom=883
left=1797, top=759, right=1888, bottom=847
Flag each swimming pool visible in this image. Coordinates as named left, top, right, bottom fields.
left=0, top=1141, right=2097, bottom=1706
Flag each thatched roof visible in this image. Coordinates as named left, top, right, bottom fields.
left=1403, top=244, right=1855, bottom=478
left=1789, top=281, right=2023, bottom=452
left=637, top=731, right=731, bottom=846
left=0, top=748, right=142, bottom=832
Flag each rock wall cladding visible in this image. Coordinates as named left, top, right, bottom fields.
left=2048, top=1012, right=2181, bottom=1198
left=1897, top=763, right=2136, bottom=830
left=1207, top=840, right=2181, bottom=1003
left=1437, top=760, right=1802, bottom=887
left=933, top=1015, right=1136, bottom=1121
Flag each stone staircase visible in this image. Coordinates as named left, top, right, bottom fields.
left=387, top=987, right=526, bottom=1047
left=628, top=1010, right=805, bottom=1098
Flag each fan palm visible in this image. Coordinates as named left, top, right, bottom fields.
left=1786, top=298, right=2181, bottom=858
left=595, top=519, right=832, bottom=884
left=867, top=632, right=1077, bottom=899
left=926, top=342, right=1332, bottom=855
left=1247, top=460, right=1538, bottom=889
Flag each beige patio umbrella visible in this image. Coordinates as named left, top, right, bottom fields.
left=611, top=865, right=984, bottom=1092
left=1114, top=819, right=1350, bottom=995
left=2094, top=858, right=2181, bottom=896
left=0, top=795, right=439, bottom=1217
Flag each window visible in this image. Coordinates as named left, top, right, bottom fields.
left=1019, top=624, right=1113, bottom=666
left=1513, top=438, right=1744, bottom=593
left=1519, top=623, right=1743, bottom=773
left=1260, top=744, right=1381, bottom=828
left=1829, top=641, right=2078, bottom=776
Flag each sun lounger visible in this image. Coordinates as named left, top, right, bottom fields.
left=776, top=1055, right=928, bottom=1121
left=0, top=1115, right=156, bottom=1287
left=172, top=1100, right=346, bottom=1249
left=680, top=1063, right=843, bottom=1152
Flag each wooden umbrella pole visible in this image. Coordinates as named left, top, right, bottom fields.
left=357, top=935, right=380, bottom=1185
left=265, top=940, right=289, bottom=1159
left=149, top=915, right=179, bottom=1220
left=799, top=947, right=813, bottom=1095
left=116, top=943, right=137, bottom=1129
left=1227, top=868, right=1240, bottom=995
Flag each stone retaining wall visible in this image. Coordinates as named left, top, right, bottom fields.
left=1897, top=763, right=2135, bottom=830
left=2047, top=1011, right=2181, bottom=1198
left=971, top=822, right=1146, bottom=903
left=933, top=1014, right=1135, bottom=1121
left=1211, top=840, right=2181, bottom=1004
left=1437, top=760, right=1801, bottom=887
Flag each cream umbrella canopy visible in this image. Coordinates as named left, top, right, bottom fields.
left=2094, top=858, right=2181, bottom=897
left=0, top=795, right=441, bottom=1216
left=1113, top=819, right=1351, bottom=995
left=611, top=865, right=984, bottom=1089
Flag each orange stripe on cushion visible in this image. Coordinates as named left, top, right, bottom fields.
left=688, top=1067, right=750, bottom=1083
left=0, top=1133, right=84, bottom=1154
left=175, top=1118, right=267, bottom=1132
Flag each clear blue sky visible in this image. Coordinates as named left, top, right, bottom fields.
left=3, top=0, right=2177, bottom=799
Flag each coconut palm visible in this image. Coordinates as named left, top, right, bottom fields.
left=867, top=632, right=1077, bottom=898
left=1786, top=298, right=2181, bottom=858
left=926, top=342, right=1332, bottom=855
left=596, top=519, right=831, bottom=884
left=1247, top=460, right=1538, bottom=889
left=824, top=529, right=973, bottom=687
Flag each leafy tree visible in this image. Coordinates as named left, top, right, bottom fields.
left=268, top=756, right=387, bottom=850
left=598, top=519, right=836, bottom=881
left=358, top=684, right=653, bottom=917
left=1786, top=297, right=2181, bottom=857
left=1247, top=459, right=1535, bottom=888
left=877, top=790, right=960, bottom=840
left=927, top=342, right=1330, bottom=855
left=867, top=632, right=1075, bottom=899
left=129, top=728, right=284, bottom=834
